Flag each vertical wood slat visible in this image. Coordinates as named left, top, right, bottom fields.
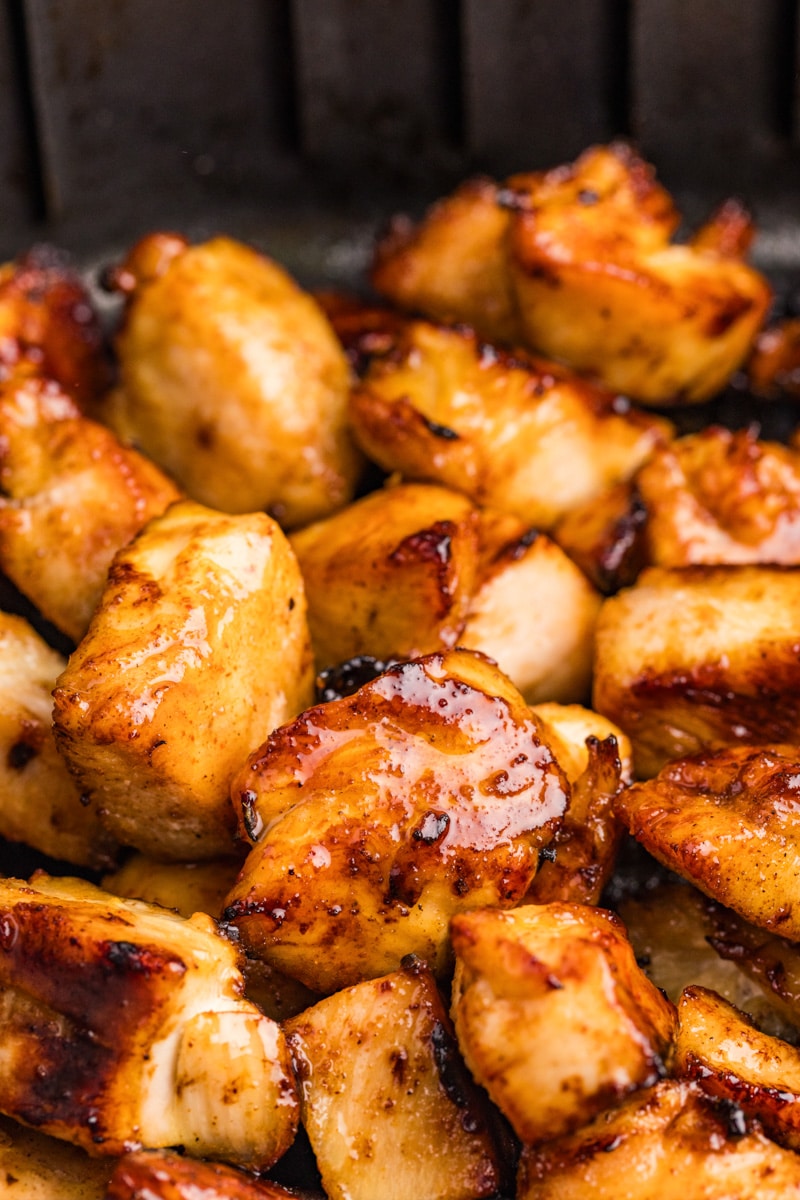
left=292, top=0, right=463, bottom=182
left=21, top=0, right=293, bottom=226
left=462, top=0, right=627, bottom=176
left=632, top=0, right=794, bottom=188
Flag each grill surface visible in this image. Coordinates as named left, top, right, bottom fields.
left=2, top=1, right=800, bottom=281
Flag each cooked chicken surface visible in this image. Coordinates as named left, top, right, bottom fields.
left=0, top=369, right=180, bottom=641
left=0, top=612, right=117, bottom=868
left=0, top=875, right=298, bottom=1168
left=285, top=961, right=511, bottom=1200
left=450, top=903, right=675, bottom=1144
left=0, top=1113, right=114, bottom=1200
left=105, top=1149, right=307, bottom=1200
left=593, top=564, right=800, bottom=776
left=104, top=233, right=362, bottom=528
left=348, top=318, right=670, bottom=528
left=617, top=744, right=800, bottom=939
left=531, top=701, right=633, bottom=784
left=223, top=648, right=569, bottom=993
left=53, top=499, right=314, bottom=860
left=518, top=1079, right=800, bottom=1198
left=553, top=480, right=648, bottom=594
left=676, top=984, right=800, bottom=1150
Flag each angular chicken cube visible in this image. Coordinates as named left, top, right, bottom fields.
left=53, top=499, right=314, bottom=860
left=0, top=875, right=298, bottom=1168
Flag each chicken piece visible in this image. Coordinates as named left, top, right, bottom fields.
left=506, top=145, right=771, bottom=405
left=617, top=744, right=800, bottom=940
left=0, top=245, right=110, bottom=406
left=0, top=370, right=181, bottom=642
left=531, top=702, right=633, bottom=784
left=0, top=1114, right=114, bottom=1199
left=371, top=177, right=518, bottom=345
left=676, top=985, right=800, bottom=1151
left=0, top=611, right=117, bottom=869
left=450, top=903, right=675, bottom=1144
left=290, top=482, right=481, bottom=668
left=223, top=649, right=569, bottom=993
left=460, top=510, right=602, bottom=704
left=348, top=319, right=672, bottom=529
left=517, top=1079, right=800, bottom=1199
left=0, top=874, right=298, bottom=1168
left=747, top=317, right=800, bottom=399
left=525, top=736, right=625, bottom=906
left=106, top=1149, right=309, bottom=1200
left=637, top=425, right=800, bottom=566
left=284, top=961, right=512, bottom=1200
left=53, top=499, right=314, bottom=860
left=593, top=564, right=800, bottom=776
left=101, top=855, right=318, bottom=1022
left=619, top=883, right=800, bottom=1041
left=103, top=233, right=362, bottom=528
left=553, top=481, right=649, bottom=594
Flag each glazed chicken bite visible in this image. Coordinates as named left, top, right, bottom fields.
left=223, top=648, right=569, bottom=993
left=617, top=744, right=800, bottom=939
left=103, top=233, right=362, bottom=528
left=0, top=875, right=298, bottom=1168
left=284, top=961, right=512, bottom=1200
left=349, top=319, right=670, bottom=528
left=593, top=564, right=800, bottom=776
left=450, top=903, right=675, bottom=1144
left=517, top=1079, right=800, bottom=1198
left=53, top=499, right=314, bottom=860
left=0, top=369, right=180, bottom=641
left=0, top=612, right=117, bottom=868
left=0, top=1114, right=115, bottom=1199
left=106, top=1150, right=311, bottom=1200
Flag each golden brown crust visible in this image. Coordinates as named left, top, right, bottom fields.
left=224, top=649, right=569, bottom=992
left=105, top=1149, right=304, bottom=1200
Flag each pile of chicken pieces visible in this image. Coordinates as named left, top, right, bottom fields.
left=5, top=142, right=800, bottom=1199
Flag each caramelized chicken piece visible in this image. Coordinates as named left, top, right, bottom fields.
left=747, top=317, right=800, bottom=400
left=53, top=499, right=314, bottom=860
left=0, top=1113, right=114, bottom=1199
left=506, top=145, right=770, bottom=404
left=0, top=245, right=110, bottom=406
left=518, top=1079, right=800, bottom=1198
left=223, top=649, right=569, bottom=993
left=619, top=883, right=800, bottom=1041
left=284, top=961, right=512, bottom=1200
left=617, top=744, right=800, bottom=940
left=450, top=903, right=675, bottom=1143
left=103, top=233, right=361, bottom=528
left=0, top=370, right=180, bottom=641
left=459, top=509, right=602, bottom=704
left=676, top=985, right=800, bottom=1151
left=637, top=425, right=800, bottom=566
left=593, top=565, right=800, bottom=776
left=525, top=735, right=625, bottom=906
left=348, top=319, right=671, bottom=528
left=106, top=1149, right=308, bottom=1200
left=531, top=701, right=633, bottom=784
left=371, top=177, right=518, bottom=345
left=0, top=612, right=117, bottom=869
left=290, top=482, right=481, bottom=667
left=0, top=875, right=298, bottom=1168
left=553, top=480, right=649, bottom=594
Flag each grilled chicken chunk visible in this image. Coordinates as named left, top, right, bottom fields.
left=0, top=875, right=298, bottom=1168
left=617, top=744, right=800, bottom=939
left=0, top=611, right=117, bottom=868
left=593, top=565, right=800, bottom=776
left=450, top=903, right=675, bottom=1143
left=284, top=961, right=512, bottom=1200
left=53, top=499, right=314, bottom=860
left=223, top=648, right=569, bottom=993
left=531, top=702, right=633, bottom=785
left=348, top=319, right=671, bottom=529
left=0, top=1113, right=114, bottom=1199
left=106, top=1149, right=309, bottom=1200
left=0, top=245, right=110, bottom=406
left=103, top=233, right=362, bottom=528
left=517, top=1079, right=800, bottom=1198
left=553, top=480, right=649, bottom=595
left=747, top=317, right=800, bottom=400
left=676, top=985, right=800, bottom=1150
left=0, top=370, right=180, bottom=641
